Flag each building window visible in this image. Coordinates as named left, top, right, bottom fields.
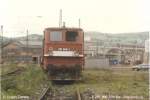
left=66, top=31, right=78, bottom=41
left=50, top=31, right=62, bottom=41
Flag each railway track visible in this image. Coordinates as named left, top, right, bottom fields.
left=1, top=67, right=25, bottom=79
left=39, top=84, right=81, bottom=100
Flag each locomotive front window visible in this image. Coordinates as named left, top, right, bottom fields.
left=66, top=31, right=78, bottom=41
left=50, top=31, right=62, bottom=41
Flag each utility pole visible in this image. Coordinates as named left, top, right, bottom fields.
left=1, top=25, right=3, bottom=63
left=63, top=22, right=66, bottom=28
left=26, top=29, right=29, bottom=63
left=133, top=40, right=138, bottom=65
left=59, top=9, right=62, bottom=27
left=78, top=18, right=80, bottom=28
left=103, top=33, right=106, bottom=58
left=135, top=40, right=138, bottom=63
left=96, top=40, right=98, bottom=57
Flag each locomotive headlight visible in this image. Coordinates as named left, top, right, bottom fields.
left=47, top=51, right=52, bottom=56
left=48, top=47, right=53, bottom=56
left=49, top=51, right=53, bottom=56
left=74, top=51, right=79, bottom=56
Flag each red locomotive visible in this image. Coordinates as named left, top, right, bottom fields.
left=41, top=27, right=84, bottom=80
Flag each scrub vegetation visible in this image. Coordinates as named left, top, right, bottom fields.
left=1, top=64, right=149, bottom=99
left=1, top=64, right=50, bottom=98
left=79, top=68, right=149, bottom=97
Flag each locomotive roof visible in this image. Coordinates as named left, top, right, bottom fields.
left=44, top=27, right=83, bottom=31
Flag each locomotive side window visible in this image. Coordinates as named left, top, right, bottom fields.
left=66, top=31, right=78, bottom=41
left=50, top=31, right=62, bottom=41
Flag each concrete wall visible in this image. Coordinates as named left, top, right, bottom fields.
left=85, top=58, right=109, bottom=68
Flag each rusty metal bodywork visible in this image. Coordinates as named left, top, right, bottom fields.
left=42, top=27, right=84, bottom=80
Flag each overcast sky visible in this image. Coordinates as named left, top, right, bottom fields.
left=0, top=0, right=150, bottom=37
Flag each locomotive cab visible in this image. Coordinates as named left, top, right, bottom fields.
left=42, top=27, right=84, bottom=80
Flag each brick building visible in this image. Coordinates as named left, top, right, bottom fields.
left=2, top=40, right=42, bottom=63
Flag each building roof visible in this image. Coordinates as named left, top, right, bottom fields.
left=19, top=41, right=42, bottom=46
left=2, top=40, right=42, bottom=49
left=45, top=27, right=83, bottom=31
left=2, top=40, right=22, bottom=48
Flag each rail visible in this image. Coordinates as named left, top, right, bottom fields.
left=76, top=88, right=81, bottom=100
left=39, top=86, right=50, bottom=100
left=1, top=67, right=25, bottom=79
